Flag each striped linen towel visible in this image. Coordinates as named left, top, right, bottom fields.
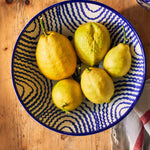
left=111, top=79, right=150, bottom=150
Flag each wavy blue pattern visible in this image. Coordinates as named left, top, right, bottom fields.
left=11, top=1, right=146, bottom=135
left=115, top=102, right=132, bottom=120
left=79, top=103, right=95, bottom=131
left=85, top=3, right=101, bottom=12
left=71, top=111, right=88, bottom=132
left=16, top=79, right=30, bottom=99
left=14, top=70, right=43, bottom=109
left=102, top=103, right=107, bottom=128
left=93, top=104, right=100, bottom=129
left=40, top=104, right=57, bottom=123
left=17, top=42, right=36, bottom=51
left=70, top=3, right=82, bottom=25
left=64, top=4, right=79, bottom=29
left=75, top=3, right=87, bottom=23
left=25, top=20, right=37, bottom=33
left=15, top=47, right=36, bottom=58
left=60, top=126, right=75, bottom=133
left=43, top=11, right=50, bottom=32
left=14, top=53, right=36, bottom=63
left=22, top=18, right=41, bottom=40
left=81, top=3, right=108, bottom=21
left=119, top=106, right=130, bottom=117
left=55, top=119, right=79, bottom=133
left=19, top=37, right=37, bottom=45
left=14, top=74, right=39, bottom=103
left=15, top=78, right=34, bottom=101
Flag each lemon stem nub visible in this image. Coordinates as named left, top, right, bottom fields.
left=62, top=103, right=69, bottom=114
left=40, top=17, right=49, bottom=37
left=86, top=67, right=91, bottom=72
left=123, top=26, right=127, bottom=44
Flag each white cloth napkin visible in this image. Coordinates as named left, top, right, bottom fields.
left=111, top=79, right=150, bottom=150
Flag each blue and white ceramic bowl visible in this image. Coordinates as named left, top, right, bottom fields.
left=11, top=0, right=146, bottom=135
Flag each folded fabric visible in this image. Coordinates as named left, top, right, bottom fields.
left=111, top=79, right=150, bottom=150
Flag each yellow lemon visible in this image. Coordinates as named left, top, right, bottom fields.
left=74, top=22, right=110, bottom=66
left=81, top=67, right=114, bottom=104
left=52, top=78, right=83, bottom=112
left=36, top=31, right=77, bottom=80
left=103, top=43, right=131, bottom=77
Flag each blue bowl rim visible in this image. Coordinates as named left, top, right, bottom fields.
left=11, top=0, right=147, bottom=136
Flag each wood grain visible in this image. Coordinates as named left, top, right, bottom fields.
left=0, top=0, right=149, bottom=149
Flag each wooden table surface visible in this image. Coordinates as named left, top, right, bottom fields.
left=0, top=0, right=150, bottom=149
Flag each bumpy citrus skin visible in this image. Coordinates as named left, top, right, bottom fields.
left=36, top=31, right=77, bottom=80
left=74, top=22, right=110, bottom=66
left=103, top=43, right=131, bottom=77
left=81, top=67, right=114, bottom=104
left=52, top=79, right=83, bottom=111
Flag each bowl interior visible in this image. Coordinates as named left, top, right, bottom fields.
left=12, top=1, right=146, bottom=135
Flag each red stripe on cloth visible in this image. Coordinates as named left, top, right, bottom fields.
left=140, top=109, right=150, bottom=125
left=133, top=126, right=144, bottom=150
